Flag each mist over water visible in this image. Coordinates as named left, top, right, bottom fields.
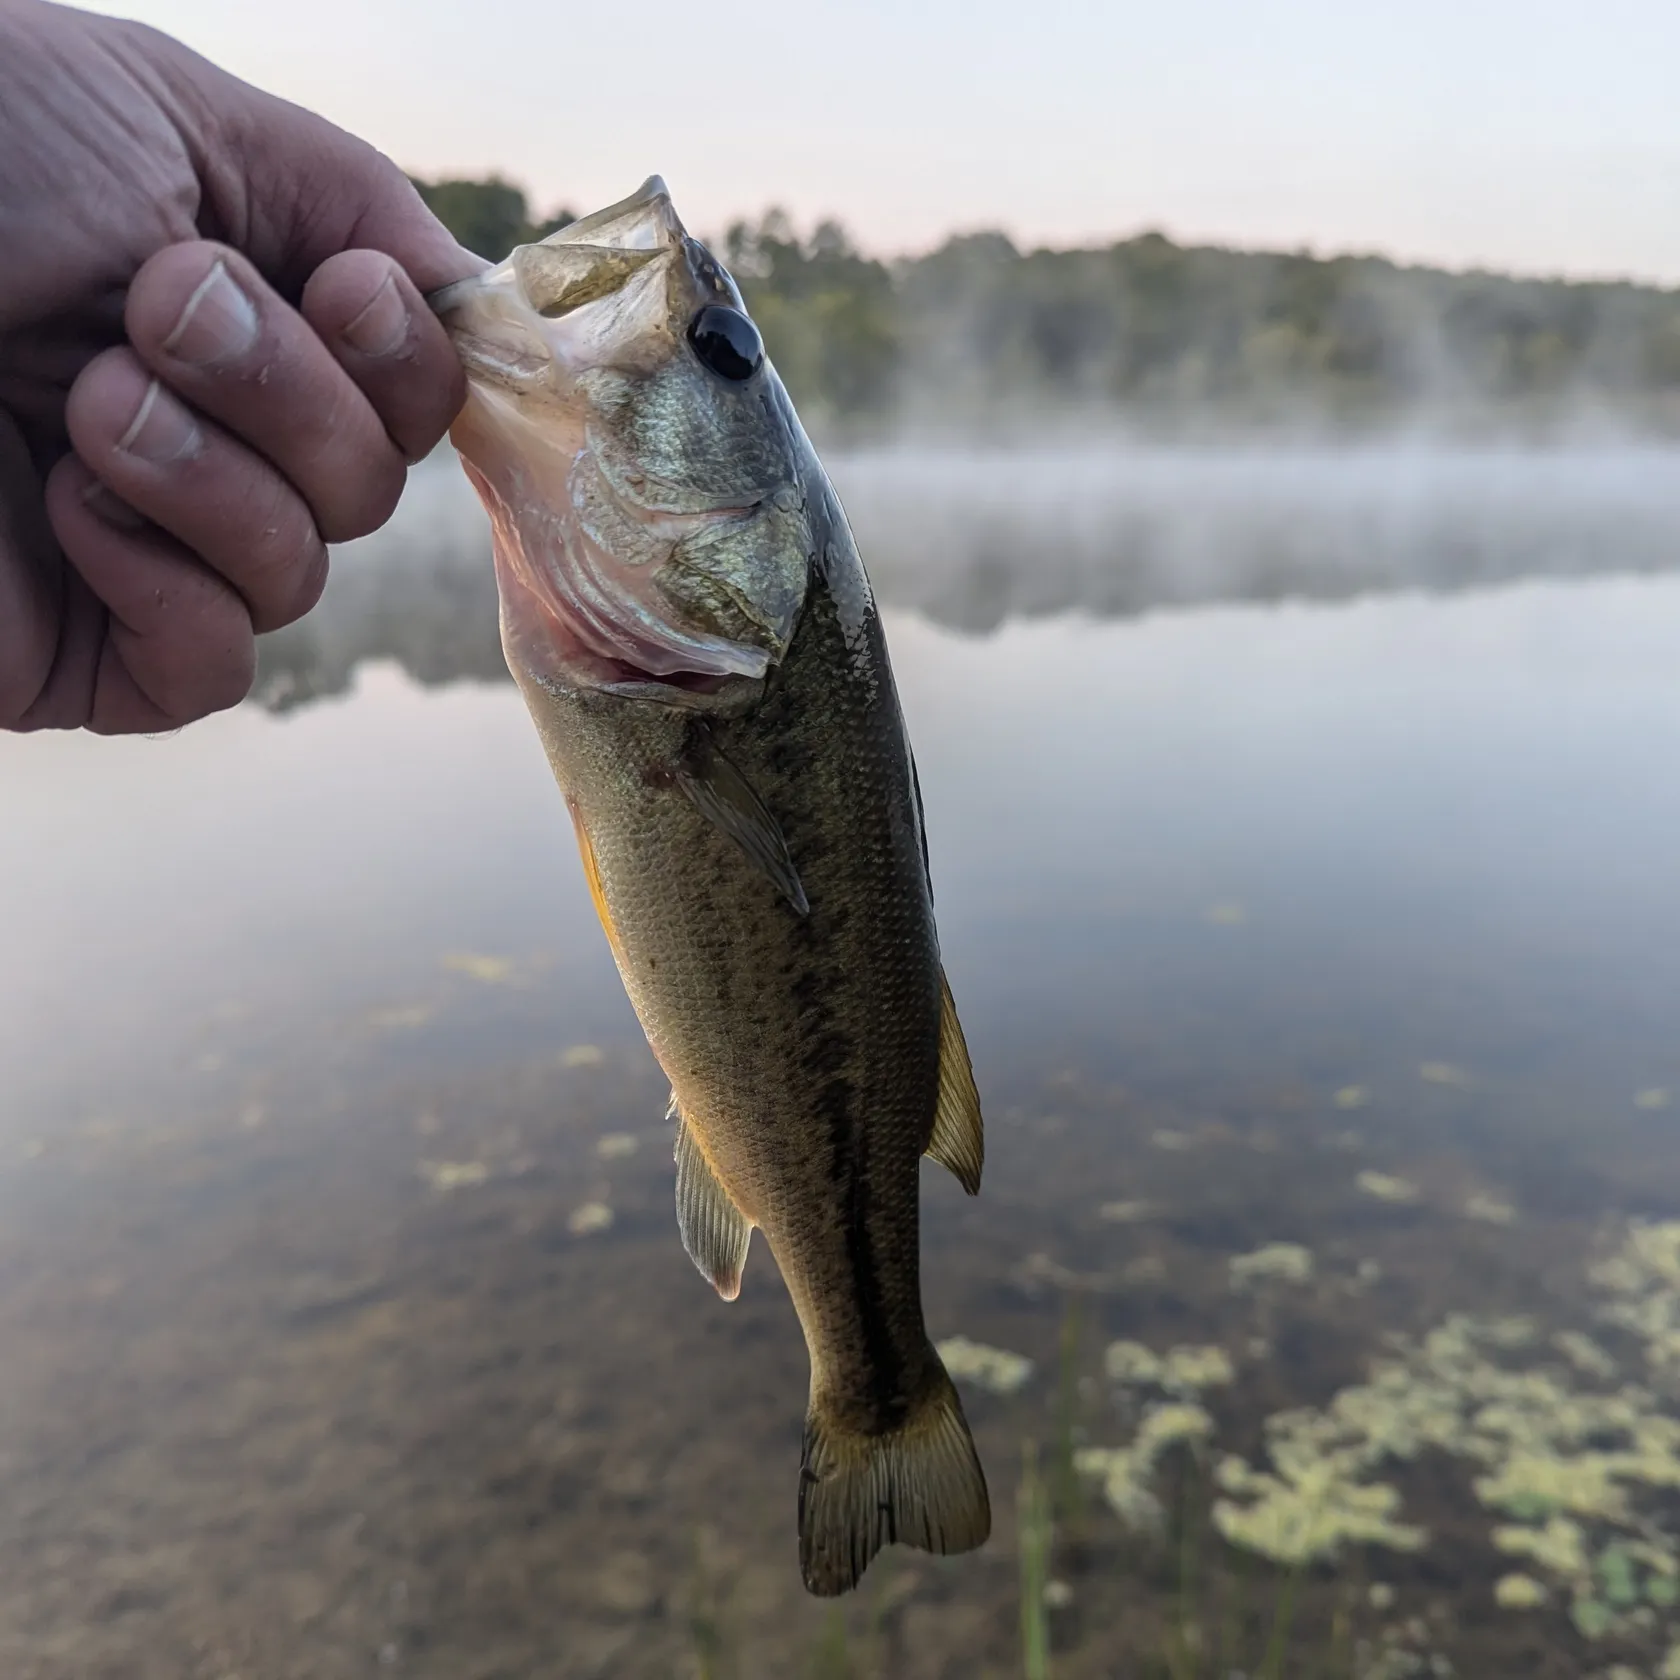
left=256, top=443, right=1680, bottom=705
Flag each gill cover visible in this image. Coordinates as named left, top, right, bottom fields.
left=432, top=177, right=813, bottom=696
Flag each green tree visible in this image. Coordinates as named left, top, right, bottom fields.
left=409, top=175, right=575, bottom=261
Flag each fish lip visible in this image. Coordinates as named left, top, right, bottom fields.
left=424, top=175, right=681, bottom=318
left=544, top=175, right=680, bottom=249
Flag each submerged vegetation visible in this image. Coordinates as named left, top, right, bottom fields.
left=413, top=175, right=1680, bottom=438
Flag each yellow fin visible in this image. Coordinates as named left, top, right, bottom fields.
left=925, top=969, right=983, bottom=1195
left=673, top=1106, right=753, bottom=1301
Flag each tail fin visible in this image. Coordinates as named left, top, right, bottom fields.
left=798, top=1355, right=991, bottom=1596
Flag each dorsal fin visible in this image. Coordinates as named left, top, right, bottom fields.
left=673, top=1103, right=754, bottom=1300
left=925, top=969, right=983, bottom=1195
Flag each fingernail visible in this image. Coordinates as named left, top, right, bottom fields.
left=117, top=380, right=203, bottom=465
left=80, top=481, right=148, bottom=531
left=342, top=274, right=410, bottom=358
left=162, top=260, right=260, bottom=365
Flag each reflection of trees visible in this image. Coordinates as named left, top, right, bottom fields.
left=253, top=451, right=1680, bottom=712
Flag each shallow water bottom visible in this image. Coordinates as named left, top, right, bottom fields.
left=3, top=1034, right=1677, bottom=1679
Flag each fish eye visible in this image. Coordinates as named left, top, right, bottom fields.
left=687, top=305, right=764, bottom=382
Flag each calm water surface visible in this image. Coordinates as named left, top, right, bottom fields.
left=4, top=454, right=1680, bottom=1678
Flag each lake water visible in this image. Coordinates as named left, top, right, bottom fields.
left=4, top=448, right=1680, bottom=1679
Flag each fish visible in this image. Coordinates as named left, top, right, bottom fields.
left=428, top=177, right=990, bottom=1595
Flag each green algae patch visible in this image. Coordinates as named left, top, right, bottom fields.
left=1104, top=1339, right=1234, bottom=1393
left=1357, top=1171, right=1420, bottom=1204
left=1211, top=1450, right=1425, bottom=1565
left=1465, top=1192, right=1517, bottom=1225
left=1070, top=1217, right=1680, bottom=1665
left=1555, top=1330, right=1618, bottom=1381
left=1494, top=1572, right=1548, bottom=1609
left=1594, top=1220, right=1680, bottom=1373
left=938, top=1335, right=1035, bottom=1397
left=1075, top=1403, right=1216, bottom=1531
left=1078, top=1338, right=1237, bottom=1528
left=1230, top=1241, right=1315, bottom=1288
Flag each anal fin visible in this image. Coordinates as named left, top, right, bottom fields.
left=925, top=968, right=983, bottom=1195
left=673, top=1103, right=753, bottom=1301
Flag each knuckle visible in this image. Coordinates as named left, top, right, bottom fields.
left=239, top=477, right=328, bottom=630
left=201, top=645, right=257, bottom=715
left=316, top=453, right=405, bottom=544
left=162, top=624, right=256, bottom=724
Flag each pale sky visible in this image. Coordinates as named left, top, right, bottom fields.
left=94, top=0, right=1680, bottom=282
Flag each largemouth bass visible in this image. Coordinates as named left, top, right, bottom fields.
left=430, top=178, right=989, bottom=1595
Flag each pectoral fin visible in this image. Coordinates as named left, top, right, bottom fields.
left=674, top=1106, right=754, bottom=1301
left=925, top=969, right=983, bottom=1195
left=673, top=729, right=809, bottom=915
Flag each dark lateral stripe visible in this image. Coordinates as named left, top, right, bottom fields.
left=798, top=977, right=907, bottom=1426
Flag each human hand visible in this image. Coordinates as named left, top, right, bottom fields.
left=0, top=0, right=481, bottom=733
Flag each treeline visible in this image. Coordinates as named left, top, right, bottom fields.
left=410, top=177, right=574, bottom=262
left=413, top=177, right=1680, bottom=436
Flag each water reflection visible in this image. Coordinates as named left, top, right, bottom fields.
left=6, top=455, right=1680, bottom=1677
left=254, top=445, right=1680, bottom=707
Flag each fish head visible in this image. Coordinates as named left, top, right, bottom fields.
left=431, top=176, right=814, bottom=702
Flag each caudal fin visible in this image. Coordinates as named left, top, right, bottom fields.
left=797, top=1355, right=991, bottom=1596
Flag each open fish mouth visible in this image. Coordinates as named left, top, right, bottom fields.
left=432, top=176, right=808, bottom=697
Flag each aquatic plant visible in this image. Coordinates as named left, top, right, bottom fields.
left=1464, top=1193, right=1516, bottom=1225
left=1076, top=1405, right=1216, bottom=1532
left=808, top=1607, right=854, bottom=1679
left=1098, top=1199, right=1157, bottom=1224
left=1554, top=1331, right=1618, bottom=1381
left=568, top=1202, right=613, bottom=1235
left=1356, top=1172, right=1419, bottom=1204
left=1594, top=1220, right=1680, bottom=1371
left=1212, top=1450, right=1425, bottom=1566
left=938, top=1335, right=1035, bottom=1396
left=442, top=951, right=517, bottom=983
left=1494, top=1571, right=1548, bottom=1609
left=1104, top=1341, right=1235, bottom=1393
left=1019, top=1441, right=1053, bottom=1680
left=1230, top=1243, right=1315, bottom=1289
left=416, top=1159, right=489, bottom=1192
left=1418, top=1062, right=1472, bottom=1088
left=1180, top=1225, right=1680, bottom=1665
